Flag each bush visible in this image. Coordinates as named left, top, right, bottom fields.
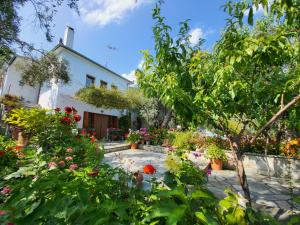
left=148, top=127, right=168, bottom=145
left=125, top=130, right=140, bottom=144
left=205, top=144, right=228, bottom=162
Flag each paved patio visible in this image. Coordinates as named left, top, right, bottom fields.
left=103, top=149, right=300, bottom=220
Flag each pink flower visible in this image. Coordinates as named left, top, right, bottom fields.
left=69, top=164, right=78, bottom=171
left=66, top=147, right=73, bottom=153
left=205, top=169, right=212, bottom=176
left=65, top=156, right=73, bottom=161
left=7, top=223, right=14, bottom=225
left=1, top=186, right=12, bottom=195
left=48, top=161, right=57, bottom=169
left=58, top=160, right=66, bottom=167
left=0, top=210, right=6, bottom=216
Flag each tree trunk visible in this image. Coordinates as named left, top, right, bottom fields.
left=228, top=136, right=252, bottom=206
left=161, top=109, right=172, bottom=128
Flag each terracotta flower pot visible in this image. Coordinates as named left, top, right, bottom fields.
left=131, top=143, right=138, bottom=150
left=211, top=159, right=223, bottom=170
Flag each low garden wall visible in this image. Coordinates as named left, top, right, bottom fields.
left=139, top=144, right=300, bottom=181
left=241, top=153, right=300, bottom=181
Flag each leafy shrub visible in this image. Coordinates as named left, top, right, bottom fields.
left=148, top=127, right=168, bottom=145
left=204, top=137, right=230, bottom=150
left=171, top=131, right=193, bottom=149
left=205, top=144, right=228, bottom=162
left=76, top=87, right=131, bottom=109
left=119, top=114, right=131, bottom=132
left=0, top=135, right=17, bottom=177
left=282, top=138, right=300, bottom=158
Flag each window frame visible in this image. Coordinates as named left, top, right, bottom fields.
left=100, top=80, right=108, bottom=89
left=86, top=75, right=95, bottom=87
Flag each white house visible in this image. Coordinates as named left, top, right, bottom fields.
left=1, top=26, right=132, bottom=139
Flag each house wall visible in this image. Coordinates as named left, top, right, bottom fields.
left=1, top=58, right=40, bottom=104
left=56, top=48, right=129, bottom=97
left=38, top=82, right=59, bottom=109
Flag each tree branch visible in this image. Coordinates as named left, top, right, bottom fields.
left=250, top=94, right=300, bottom=144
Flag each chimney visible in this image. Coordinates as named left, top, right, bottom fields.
left=63, top=26, right=74, bottom=48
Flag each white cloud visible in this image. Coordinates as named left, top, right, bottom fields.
left=122, top=58, right=144, bottom=85
left=79, top=0, right=153, bottom=26
left=122, top=70, right=136, bottom=84
left=189, top=28, right=204, bottom=46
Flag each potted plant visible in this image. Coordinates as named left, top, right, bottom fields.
left=205, top=144, right=227, bottom=170
left=125, top=130, right=141, bottom=150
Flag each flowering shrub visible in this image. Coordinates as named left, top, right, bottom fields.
left=283, top=138, right=300, bottom=158
left=125, top=130, right=140, bottom=144
left=148, top=127, right=168, bottom=145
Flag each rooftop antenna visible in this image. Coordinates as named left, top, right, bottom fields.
left=105, top=45, right=118, bottom=67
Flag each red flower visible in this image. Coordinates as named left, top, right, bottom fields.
left=73, top=114, right=81, bottom=122
left=90, top=136, right=96, bottom=143
left=124, top=133, right=129, bottom=138
left=15, top=145, right=23, bottom=151
left=143, top=164, right=156, bottom=175
left=55, top=107, right=61, bottom=113
left=58, top=160, right=66, bottom=167
left=60, top=116, right=72, bottom=125
left=7, top=223, right=14, bottom=225
left=87, top=170, right=99, bottom=177
left=0, top=210, right=6, bottom=216
left=81, top=129, right=86, bottom=135
left=0, top=150, right=5, bottom=157
left=1, top=186, right=12, bottom=195
left=64, top=106, right=72, bottom=114
left=69, top=164, right=78, bottom=171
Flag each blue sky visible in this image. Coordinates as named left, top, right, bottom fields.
left=18, top=0, right=231, bottom=82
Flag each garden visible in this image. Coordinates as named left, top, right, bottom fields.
left=1, top=106, right=293, bottom=225
left=1, top=0, right=300, bottom=224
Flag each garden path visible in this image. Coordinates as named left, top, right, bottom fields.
left=103, top=149, right=300, bottom=221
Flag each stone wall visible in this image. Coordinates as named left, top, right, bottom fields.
left=139, top=145, right=300, bottom=181
left=241, top=153, right=300, bottom=181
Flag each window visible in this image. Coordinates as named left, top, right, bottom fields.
left=86, top=75, right=95, bottom=87
left=111, top=85, right=118, bottom=90
left=100, top=80, right=107, bottom=88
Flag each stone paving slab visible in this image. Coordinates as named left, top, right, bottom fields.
left=103, top=149, right=300, bottom=220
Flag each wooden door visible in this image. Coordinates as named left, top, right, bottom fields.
left=94, top=114, right=109, bottom=140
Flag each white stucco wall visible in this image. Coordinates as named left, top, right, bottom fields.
left=55, top=47, right=130, bottom=96
left=45, top=46, right=131, bottom=120
left=1, top=57, right=40, bottom=103
left=38, top=82, right=59, bottom=109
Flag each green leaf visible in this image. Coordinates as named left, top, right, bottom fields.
left=248, top=7, right=254, bottom=25
left=195, top=211, right=219, bottom=225
left=191, top=189, right=215, bottom=200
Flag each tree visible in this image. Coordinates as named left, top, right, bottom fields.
left=136, top=5, right=202, bottom=126
left=191, top=3, right=299, bottom=204
left=18, top=52, right=70, bottom=87
left=138, top=1, right=300, bottom=205
left=0, top=0, right=79, bottom=60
